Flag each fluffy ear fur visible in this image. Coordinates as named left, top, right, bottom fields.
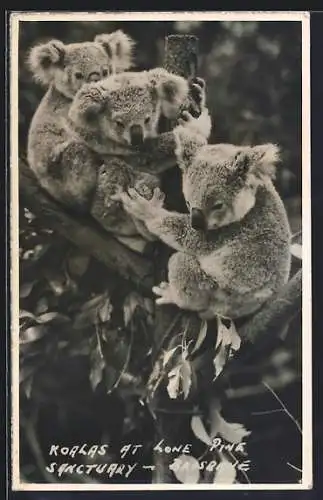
left=68, top=84, right=107, bottom=124
left=251, top=144, right=281, bottom=179
left=233, top=144, right=280, bottom=184
left=157, top=75, right=188, bottom=109
left=27, top=40, right=66, bottom=85
left=173, top=125, right=206, bottom=171
left=94, top=30, right=135, bottom=72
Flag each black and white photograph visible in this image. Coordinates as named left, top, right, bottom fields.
left=10, top=11, right=311, bottom=490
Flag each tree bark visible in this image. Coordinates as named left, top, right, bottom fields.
left=151, top=34, right=201, bottom=484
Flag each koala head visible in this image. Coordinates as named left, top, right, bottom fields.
left=67, top=70, right=190, bottom=150
left=27, top=30, right=135, bottom=99
left=174, top=126, right=280, bottom=231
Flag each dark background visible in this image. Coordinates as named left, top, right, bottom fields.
left=14, top=17, right=305, bottom=491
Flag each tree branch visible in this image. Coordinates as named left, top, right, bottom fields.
left=197, top=269, right=302, bottom=392
left=19, top=159, right=154, bottom=291
left=240, top=269, right=302, bottom=343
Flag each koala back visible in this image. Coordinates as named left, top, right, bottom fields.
left=27, top=86, right=70, bottom=174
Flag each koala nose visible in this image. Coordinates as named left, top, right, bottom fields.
left=130, top=125, right=144, bottom=146
left=88, top=72, right=101, bottom=82
left=190, top=208, right=207, bottom=231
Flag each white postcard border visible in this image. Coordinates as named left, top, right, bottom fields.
left=10, top=10, right=312, bottom=491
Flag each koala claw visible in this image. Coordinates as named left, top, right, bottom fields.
left=117, top=187, right=165, bottom=221
left=129, top=186, right=165, bottom=206
left=152, top=281, right=174, bottom=305
left=191, top=76, right=206, bottom=90
left=178, top=110, right=194, bottom=127
left=188, top=76, right=206, bottom=112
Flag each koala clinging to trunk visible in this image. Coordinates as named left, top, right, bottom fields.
left=66, top=68, right=210, bottom=154
left=65, top=70, right=211, bottom=241
left=117, top=122, right=292, bottom=319
left=27, top=30, right=136, bottom=210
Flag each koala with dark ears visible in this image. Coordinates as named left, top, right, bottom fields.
left=117, top=124, right=292, bottom=319
left=27, top=31, right=136, bottom=210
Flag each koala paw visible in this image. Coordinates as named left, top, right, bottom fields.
left=188, top=76, right=206, bottom=117
left=152, top=281, right=175, bottom=305
left=178, top=110, right=194, bottom=126
left=134, top=181, right=153, bottom=200
left=178, top=108, right=212, bottom=140
left=49, top=141, right=71, bottom=165
left=189, top=77, right=206, bottom=101
left=115, top=187, right=165, bottom=221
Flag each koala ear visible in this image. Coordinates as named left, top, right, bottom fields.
left=68, top=84, right=107, bottom=124
left=156, top=75, right=189, bottom=115
left=233, top=144, right=280, bottom=185
left=94, top=30, right=135, bottom=72
left=173, top=125, right=206, bottom=171
left=250, top=144, right=281, bottom=180
left=232, top=151, right=251, bottom=181
left=27, top=40, right=66, bottom=85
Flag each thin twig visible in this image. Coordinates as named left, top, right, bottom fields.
left=251, top=408, right=286, bottom=416
left=226, top=449, right=251, bottom=484
left=107, top=320, right=134, bottom=394
left=263, top=381, right=302, bottom=435
left=21, top=410, right=58, bottom=484
left=225, top=373, right=300, bottom=400
left=95, top=313, right=104, bottom=360
left=287, top=462, right=302, bottom=473
left=21, top=411, right=100, bottom=484
left=291, top=230, right=302, bottom=240
left=152, top=310, right=182, bottom=364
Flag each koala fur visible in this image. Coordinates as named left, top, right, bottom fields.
left=66, top=68, right=210, bottom=153
left=27, top=31, right=136, bottom=210
left=117, top=125, right=292, bottom=319
left=65, top=70, right=211, bottom=240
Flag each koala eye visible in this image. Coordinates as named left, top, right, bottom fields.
left=144, top=116, right=151, bottom=125
left=102, top=68, right=109, bottom=77
left=75, top=71, right=83, bottom=80
left=212, top=202, right=224, bottom=211
left=115, top=120, right=125, bottom=129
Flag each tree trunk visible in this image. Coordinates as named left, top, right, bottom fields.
left=151, top=34, right=201, bottom=484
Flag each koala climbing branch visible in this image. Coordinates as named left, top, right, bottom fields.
left=19, top=158, right=154, bottom=291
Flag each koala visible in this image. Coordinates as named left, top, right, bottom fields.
left=116, top=123, right=292, bottom=320
left=65, top=70, right=211, bottom=241
left=27, top=31, right=136, bottom=210
left=66, top=68, right=210, bottom=154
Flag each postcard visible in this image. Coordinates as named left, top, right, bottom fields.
left=9, top=10, right=311, bottom=491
